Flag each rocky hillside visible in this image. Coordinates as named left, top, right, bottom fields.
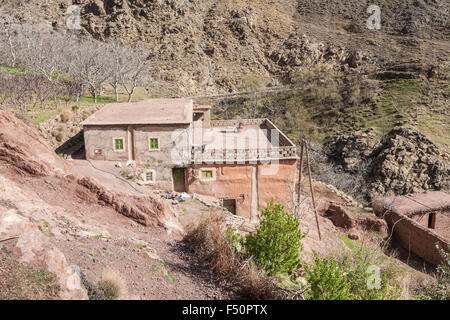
left=1, top=0, right=448, bottom=95
left=0, top=110, right=229, bottom=300
left=325, top=128, right=450, bottom=199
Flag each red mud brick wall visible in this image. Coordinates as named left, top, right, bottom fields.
left=186, top=160, right=297, bottom=219
left=256, top=159, right=297, bottom=211
left=385, top=210, right=450, bottom=266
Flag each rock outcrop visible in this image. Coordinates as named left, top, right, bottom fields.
left=325, top=127, right=450, bottom=197
left=325, top=128, right=380, bottom=173
left=0, top=210, right=88, bottom=300
left=0, top=110, right=184, bottom=299
left=370, top=128, right=449, bottom=195
left=76, top=176, right=179, bottom=231
left=0, top=111, right=70, bottom=176
left=6, top=0, right=447, bottom=96
left=318, top=201, right=388, bottom=240
left=269, top=33, right=352, bottom=68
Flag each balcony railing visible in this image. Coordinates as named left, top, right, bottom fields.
left=191, top=146, right=298, bottom=164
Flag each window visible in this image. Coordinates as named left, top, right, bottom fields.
left=202, top=170, right=213, bottom=179
left=142, top=170, right=156, bottom=184
left=199, top=168, right=216, bottom=181
left=149, top=137, right=159, bottom=150
left=113, top=138, right=124, bottom=151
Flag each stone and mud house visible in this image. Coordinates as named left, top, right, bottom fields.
left=373, top=191, right=450, bottom=266
left=82, top=98, right=298, bottom=220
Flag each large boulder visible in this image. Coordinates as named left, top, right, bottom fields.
left=370, top=128, right=449, bottom=195
left=325, top=128, right=380, bottom=172
left=0, top=210, right=88, bottom=300
left=325, top=127, right=449, bottom=197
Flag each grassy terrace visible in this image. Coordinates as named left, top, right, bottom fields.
left=0, top=65, right=153, bottom=125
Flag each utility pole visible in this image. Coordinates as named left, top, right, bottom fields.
left=297, top=139, right=322, bottom=241
left=296, top=142, right=304, bottom=217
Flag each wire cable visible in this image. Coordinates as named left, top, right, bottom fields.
left=86, top=159, right=144, bottom=195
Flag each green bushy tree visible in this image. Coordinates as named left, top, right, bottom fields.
left=304, top=248, right=401, bottom=300
left=245, top=201, right=305, bottom=275
left=304, top=253, right=353, bottom=300
left=341, top=248, right=400, bottom=300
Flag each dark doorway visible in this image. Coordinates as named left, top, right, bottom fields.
left=223, top=199, right=237, bottom=215
left=172, top=168, right=186, bottom=192
left=427, top=212, right=436, bottom=229
left=193, top=112, right=204, bottom=122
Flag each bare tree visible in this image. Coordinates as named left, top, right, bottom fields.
left=120, top=45, right=155, bottom=103
left=0, top=13, right=19, bottom=67
left=21, top=26, right=66, bottom=81
left=70, top=38, right=112, bottom=104
left=107, top=40, right=128, bottom=102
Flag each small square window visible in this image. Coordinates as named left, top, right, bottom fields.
left=142, top=170, right=156, bottom=183
left=199, top=169, right=216, bottom=181
left=149, top=138, right=159, bottom=150
left=202, top=170, right=213, bottom=179
left=113, top=138, right=124, bottom=151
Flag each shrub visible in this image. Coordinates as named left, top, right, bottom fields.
left=97, top=268, right=127, bottom=300
left=52, top=129, right=64, bottom=142
left=60, top=110, right=71, bottom=123
left=304, top=253, right=353, bottom=300
left=304, top=242, right=401, bottom=300
left=82, top=109, right=92, bottom=120
left=245, top=201, right=305, bottom=275
left=184, top=214, right=290, bottom=299
left=417, top=244, right=450, bottom=300
left=340, top=247, right=401, bottom=300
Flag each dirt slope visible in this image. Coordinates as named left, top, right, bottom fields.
left=0, top=110, right=229, bottom=299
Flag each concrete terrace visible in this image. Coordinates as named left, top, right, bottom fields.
left=192, top=119, right=297, bottom=163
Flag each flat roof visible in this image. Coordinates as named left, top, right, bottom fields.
left=81, top=98, right=193, bottom=125
left=201, top=125, right=274, bottom=150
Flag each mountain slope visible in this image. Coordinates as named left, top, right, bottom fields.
left=1, top=0, right=448, bottom=95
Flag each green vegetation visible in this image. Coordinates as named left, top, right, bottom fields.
left=0, top=258, right=60, bottom=300
left=0, top=65, right=33, bottom=75
left=245, top=201, right=305, bottom=275
left=167, top=271, right=176, bottom=283
left=340, top=235, right=356, bottom=250
left=305, top=235, right=403, bottom=300
left=185, top=202, right=407, bottom=300
left=38, top=220, right=54, bottom=237
left=78, top=95, right=116, bottom=104
left=304, top=249, right=401, bottom=300
left=417, top=244, right=450, bottom=300
left=304, top=253, right=354, bottom=300
left=30, top=110, right=60, bottom=125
